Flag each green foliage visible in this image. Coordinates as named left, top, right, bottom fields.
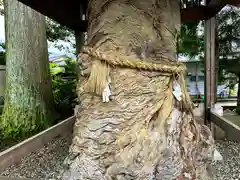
left=178, top=21, right=203, bottom=58
left=45, top=14, right=77, bottom=54
left=50, top=58, right=78, bottom=119
left=0, top=43, right=6, bottom=65
left=217, top=7, right=240, bottom=76
left=46, top=18, right=73, bottom=42
left=216, top=6, right=240, bottom=100
left=178, top=0, right=204, bottom=58
left=179, top=6, right=240, bottom=95
left=0, top=0, right=3, bottom=15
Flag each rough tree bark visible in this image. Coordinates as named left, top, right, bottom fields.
left=62, top=0, right=215, bottom=179
left=0, top=0, right=53, bottom=138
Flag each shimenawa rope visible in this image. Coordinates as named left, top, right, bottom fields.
left=78, top=46, right=193, bottom=110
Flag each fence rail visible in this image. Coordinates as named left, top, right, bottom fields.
left=210, top=111, right=240, bottom=141
left=0, top=116, right=75, bottom=172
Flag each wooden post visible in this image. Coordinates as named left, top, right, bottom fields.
left=75, top=4, right=85, bottom=55
left=204, top=16, right=216, bottom=130
left=75, top=31, right=84, bottom=54
left=210, top=17, right=217, bottom=104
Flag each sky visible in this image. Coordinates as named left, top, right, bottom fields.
left=0, top=15, right=76, bottom=59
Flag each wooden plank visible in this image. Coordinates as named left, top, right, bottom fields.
left=0, top=176, right=34, bottom=180
left=0, top=116, right=75, bottom=171
left=210, top=111, right=240, bottom=141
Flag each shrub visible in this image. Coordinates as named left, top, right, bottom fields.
left=0, top=43, right=6, bottom=65
left=50, top=58, right=78, bottom=120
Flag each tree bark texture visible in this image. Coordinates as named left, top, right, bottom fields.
left=62, top=0, right=215, bottom=179
left=0, top=0, right=53, bottom=138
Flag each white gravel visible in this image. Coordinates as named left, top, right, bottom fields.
left=1, top=136, right=240, bottom=180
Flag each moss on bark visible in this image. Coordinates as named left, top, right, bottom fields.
left=1, top=88, right=52, bottom=138
left=0, top=0, right=53, bottom=139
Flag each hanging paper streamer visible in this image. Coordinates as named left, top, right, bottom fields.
left=173, top=80, right=182, bottom=101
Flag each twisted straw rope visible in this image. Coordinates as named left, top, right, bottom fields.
left=79, top=46, right=193, bottom=110
left=79, top=46, right=186, bottom=74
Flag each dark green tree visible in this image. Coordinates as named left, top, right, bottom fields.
left=46, top=18, right=73, bottom=42
left=178, top=0, right=204, bottom=58
left=179, top=6, right=240, bottom=113
left=178, top=21, right=203, bottom=58
left=46, top=18, right=75, bottom=52
left=217, top=6, right=240, bottom=112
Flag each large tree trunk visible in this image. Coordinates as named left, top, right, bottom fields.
left=0, top=0, right=53, bottom=138
left=62, top=0, right=215, bottom=179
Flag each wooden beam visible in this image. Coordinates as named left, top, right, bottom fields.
left=16, top=0, right=228, bottom=30
left=17, top=0, right=87, bottom=31
left=181, top=5, right=225, bottom=22
left=228, top=0, right=240, bottom=6
left=208, top=0, right=225, bottom=6
left=207, top=0, right=240, bottom=6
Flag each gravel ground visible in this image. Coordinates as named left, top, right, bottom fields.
left=0, top=135, right=71, bottom=180
left=1, top=136, right=240, bottom=180
left=213, top=140, right=240, bottom=180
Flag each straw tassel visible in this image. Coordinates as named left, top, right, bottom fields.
left=84, top=60, right=109, bottom=96
left=80, top=46, right=193, bottom=109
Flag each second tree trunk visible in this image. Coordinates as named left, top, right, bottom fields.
left=1, top=0, right=53, bottom=138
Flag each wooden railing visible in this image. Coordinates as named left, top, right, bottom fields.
left=0, top=176, right=33, bottom=180
left=0, top=116, right=75, bottom=172
left=210, top=111, right=240, bottom=141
